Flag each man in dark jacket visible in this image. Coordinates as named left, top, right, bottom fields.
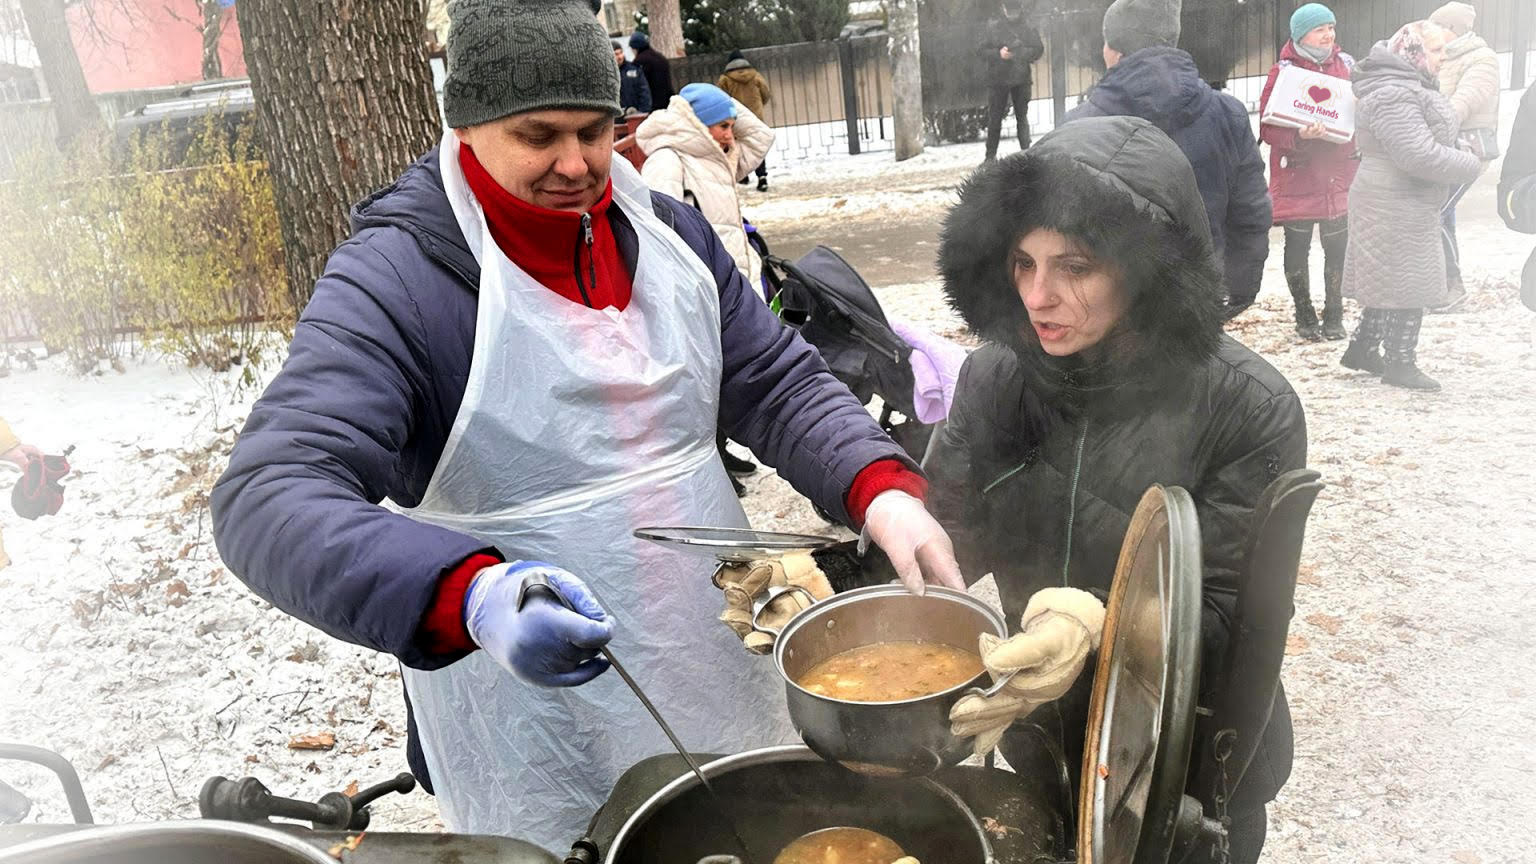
left=980, top=0, right=1044, bottom=161
left=1064, top=0, right=1271, bottom=317
left=628, top=30, right=674, bottom=106
left=1499, top=85, right=1536, bottom=308
left=211, top=0, right=961, bottom=849
left=613, top=39, right=651, bottom=114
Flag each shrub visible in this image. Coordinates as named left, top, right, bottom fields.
left=0, top=141, right=135, bottom=373
left=119, top=112, right=290, bottom=378
left=0, top=112, right=292, bottom=380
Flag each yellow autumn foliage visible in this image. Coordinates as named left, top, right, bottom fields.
left=0, top=111, right=292, bottom=377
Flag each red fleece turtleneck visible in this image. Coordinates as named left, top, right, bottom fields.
left=459, top=141, right=633, bottom=310
left=416, top=143, right=929, bottom=657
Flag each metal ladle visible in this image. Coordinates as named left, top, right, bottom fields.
left=516, top=572, right=762, bottom=864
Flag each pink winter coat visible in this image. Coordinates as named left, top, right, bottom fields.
left=1259, top=41, right=1361, bottom=224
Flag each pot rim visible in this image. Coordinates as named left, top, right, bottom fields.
left=602, top=744, right=996, bottom=864
left=772, top=585, right=1009, bottom=707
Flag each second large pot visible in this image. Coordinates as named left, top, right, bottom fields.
left=770, top=584, right=1008, bottom=776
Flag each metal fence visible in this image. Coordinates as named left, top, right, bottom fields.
left=668, top=35, right=897, bottom=160
left=667, top=0, right=1532, bottom=159
left=3, top=0, right=1528, bottom=170
left=0, top=81, right=247, bottom=180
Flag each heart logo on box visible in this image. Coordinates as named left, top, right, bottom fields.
left=1307, top=85, right=1332, bottom=104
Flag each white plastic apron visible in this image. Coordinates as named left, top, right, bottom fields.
left=399, top=134, right=794, bottom=852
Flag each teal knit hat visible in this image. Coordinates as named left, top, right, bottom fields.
left=1290, top=3, right=1336, bottom=45
left=443, top=0, right=620, bottom=128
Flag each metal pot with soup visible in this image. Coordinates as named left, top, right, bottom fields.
left=761, top=584, right=1008, bottom=776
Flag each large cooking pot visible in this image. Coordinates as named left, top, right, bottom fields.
left=0, top=822, right=340, bottom=864
left=764, top=584, right=1008, bottom=776
left=604, top=745, right=995, bottom=864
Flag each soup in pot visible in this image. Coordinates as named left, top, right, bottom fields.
left=795, top=641, right=984, bottom=702
left=772, top=827, right=912, bottom=864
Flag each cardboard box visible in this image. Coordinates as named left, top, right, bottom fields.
left=1260, top=64, right=1355, bottom=144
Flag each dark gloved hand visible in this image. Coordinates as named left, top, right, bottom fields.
left=464, top=562, right=613, bottom=687
left=11, top=450, right=70, bottom=520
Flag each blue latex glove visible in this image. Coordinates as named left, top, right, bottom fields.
left=463, top=562, right=614, bottom=687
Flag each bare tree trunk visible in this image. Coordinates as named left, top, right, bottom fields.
left=201, top=0, right=225, bottom=80
left=889, top=0, right=923, bottom=161
left=238, top=0, right=441, bottom=308
left=645, top=0, right=685, bottom=58
left=17, top=0, right=105, bottom=150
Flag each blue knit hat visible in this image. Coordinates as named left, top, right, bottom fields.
left=1290, top=3, right=1335, bottom=44
left=680, top=83, right=736, bottom=126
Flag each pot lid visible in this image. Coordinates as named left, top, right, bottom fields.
left=1077, top=485, right=1203, bottom=864
left=633, top=526, right=840, bottom=562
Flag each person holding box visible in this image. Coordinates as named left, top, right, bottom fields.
left=1260, top=3, right=1358, bottom=342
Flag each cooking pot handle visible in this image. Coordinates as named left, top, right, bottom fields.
left=963, top=667, right=1020, bottom=700
left=748, top=584, right=820, bottom=638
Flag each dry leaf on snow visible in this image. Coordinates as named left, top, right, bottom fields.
left=1305, top=613, right=1343, bottom=635
left=288, top=732, right=336, bottom=751
left=1285, top=635, right=1309, bottom=655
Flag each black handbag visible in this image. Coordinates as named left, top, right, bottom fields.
left=1472, top=126, right=1500, bottom=161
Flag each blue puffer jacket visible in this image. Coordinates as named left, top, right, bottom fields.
left=1065, top=47, right=1272, bottom=306
left=210, top=147, right=911, bottom=787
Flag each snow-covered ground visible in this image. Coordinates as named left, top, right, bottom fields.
left=3, top=92, right=1534, bottom=861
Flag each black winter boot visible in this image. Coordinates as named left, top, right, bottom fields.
left=1382, top=362, right=1441, bottom=391
left=756, top=176, right=768, bottom=192
left=1321, top=271, right=1346, bottom=340
left=721, top=449, right=757, bottom=476
left=1288, top=270, right=1322, bottom=341
left=1294, top=301, right=1322, bottom=342
left=1321, top=312, right=1347, bottom=341
left=1340, top=341, right=1385, bottom=375
left=717, top=430, right=757, bottom=477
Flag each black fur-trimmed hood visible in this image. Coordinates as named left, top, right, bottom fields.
left=938, top=115, right=1225, bottom=419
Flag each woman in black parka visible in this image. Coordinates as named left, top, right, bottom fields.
left=930, top=116, right=1307, bottom=863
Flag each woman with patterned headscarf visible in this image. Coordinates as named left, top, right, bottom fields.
left=1338, top=20, right=1482, bottom=391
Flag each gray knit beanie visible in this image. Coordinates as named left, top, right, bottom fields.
left=443, top=0, right=620, bottom=128
left=1103, top=0, right=1182, bottom=56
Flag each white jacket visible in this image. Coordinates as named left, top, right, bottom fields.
left=637, top=95, right=774, bottom=294
left=1438, top=33, right=1500, bottom=133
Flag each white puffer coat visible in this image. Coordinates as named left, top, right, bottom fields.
left=1437, top=33, right=1500, bottom=133
left=637, top=95, right=774, bottom=295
